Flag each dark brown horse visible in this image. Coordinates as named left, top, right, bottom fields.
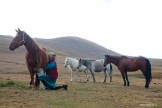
left=103, top=55, right=152, bottom=88
left=9, top=28, right=48, bottom=90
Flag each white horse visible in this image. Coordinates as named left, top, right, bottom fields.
left=78, top=58, right=113, bottom=83
left=64, top=57, right=89, bottom=82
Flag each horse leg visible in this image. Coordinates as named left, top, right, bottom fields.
left=107, top=64, right=113, bottom=82
left=107, top=67, right=113, bottom=82
left=121, top=73, right=126, bottom=86
left=84, top=69, right=89, bottom=82
left=29, top=80, right=32, bottom=88
left=30, top=69, right=35, bottom=90
left=90, top=70, right=96, bottom=83
left=28, top=68, right=34, bottom=89
left=35, top=73, right=40, bottom=89
left=109, top=70, right=113, bottom=82
left=125, top=72, right=129, bottom=86
left=70, top=69, right=73, bottom=82
left=41, top=68, right=46, bottom=89
left=103, top=69, right=107, bottom=83
left=77, top=70, right=81, bottom=82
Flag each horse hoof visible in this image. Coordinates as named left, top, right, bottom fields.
left=145, top=85, right=149, bottom=89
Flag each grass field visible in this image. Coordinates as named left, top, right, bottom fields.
left=0, top=63, right=162, bottom=108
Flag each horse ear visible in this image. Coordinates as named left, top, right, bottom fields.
left=105, top=54, right=110, bottom=58
left=18, top=28, right=21, bottom=32
left=108, top=54, right=110, bottom=57
left=15, top=29, right=18, bottom=32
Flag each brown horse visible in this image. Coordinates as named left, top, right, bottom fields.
left=9, top=28, right=48, bottom=90
left=103, top=55, right=152, bottom=88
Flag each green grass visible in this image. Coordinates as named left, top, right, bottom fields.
left=0, top=80, right=16, bottom=87
left=0, top=80, right=28, bottom=90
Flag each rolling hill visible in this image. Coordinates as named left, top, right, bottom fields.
left=35, top=36, right=120, bottom=58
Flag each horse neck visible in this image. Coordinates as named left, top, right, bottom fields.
left=24, top=35, right=40, bottom=55
left=109, top=56, right=120, bottom=66
left=69, top=59, right=78, bottom=68
left=82, top=60, right=92, bottom=67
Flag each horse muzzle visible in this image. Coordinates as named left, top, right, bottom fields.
left=77, top=66, right=80, bottom=69
left=9, top=46, right=15, bottom=51
left=9, top=42, right=19, bottom=51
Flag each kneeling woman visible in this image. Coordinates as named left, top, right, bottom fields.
left=39, top=52, right=68, bottom=90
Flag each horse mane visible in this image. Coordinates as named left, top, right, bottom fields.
left=24, top=31, right=40, bottom=54
left=23, top=31, right=41, bottom=67
left=121, top=56, right=128, bottom=58
left=25, top=32, right=40, bottom=48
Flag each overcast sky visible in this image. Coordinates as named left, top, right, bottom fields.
left=0, top=0, right=162, bottom=59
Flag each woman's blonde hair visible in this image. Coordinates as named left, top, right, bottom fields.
left=48, top=52, right=56, bottom=58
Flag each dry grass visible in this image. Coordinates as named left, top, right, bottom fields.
left=1, top=54, right=162, bottom=108
left=0, top=63, right=162, bottom=108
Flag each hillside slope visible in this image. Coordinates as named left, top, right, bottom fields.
left=36, top=36, right=120, bottom=58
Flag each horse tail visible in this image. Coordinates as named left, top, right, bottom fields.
left=109, top=63, right=113, bottom=82
left=110, top=63, right=113, bottom=71
left=35, top=73, right=40, bottom=88
left=145, top=59, right=152, bottom=83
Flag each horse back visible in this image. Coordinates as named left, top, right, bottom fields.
left=93, top=60, right=105, bottom=72
left=118, top=56, right=146, bottom=71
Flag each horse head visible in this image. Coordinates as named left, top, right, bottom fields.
left=77, top=58, right=83, bottom=69
left=103, top=55, right=111, bottom=67
left=9, top=28, right=27, bottom=51
left=64, top=58, right=69, bottom=68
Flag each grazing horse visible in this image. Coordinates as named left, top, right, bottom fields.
left=78, top=58, right=113, bottom=83
left=103, top=55, right=152, bottom=88
left=64, top=57, right=89, bottom=82
left=9, top=28, right=48, bottom=90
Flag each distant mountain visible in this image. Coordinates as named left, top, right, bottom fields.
left=35, top=36, right=120, bottom=59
